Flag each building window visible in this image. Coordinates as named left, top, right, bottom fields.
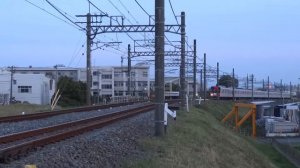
left=143, top=71, right=148, bottom=77
left=13, top=80, right=17, bottom=85
left=102, top=84, right=112, bottom=89
left=114, top=81, right=123, bottom=87
left=131, top=72, right=135, bottom=77
left=50, top=80, right=53, bottom=90
left=93, top=82, right=99, bottom=86
left=114, top=91, right=123, bottom=96
left=18, top=86, right=32, bottom=93
left=93, top=71, right=100, bottom=76
left=114, top=72, right=122, bottom=77
left=138, top=81, right=147, bottom=87
left=102, top=74, right=112, bottom=79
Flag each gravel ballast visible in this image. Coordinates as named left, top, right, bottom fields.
left=0, top=103, right=150, bottom=136
left=0, top=110, right=155, bottom=168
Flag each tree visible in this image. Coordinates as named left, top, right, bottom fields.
left=56, top=76, right=87, bottom=107
left=218, top=75, right=239, bottom=88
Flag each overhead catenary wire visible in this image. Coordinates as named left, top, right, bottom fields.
left=45, top=0, right=84, bottom=30
left=168, top=0, right=179, bottom=25
left=86, top=0, right=108, bottom=16
left=23, top=0, right=80, bottom=30
left=106, top=0, right=154, bottom=52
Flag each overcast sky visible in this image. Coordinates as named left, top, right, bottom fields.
left=1, top=0, right=299, bottom=85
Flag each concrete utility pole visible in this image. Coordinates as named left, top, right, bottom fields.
left=217, top=62, right=219, bottom=86
left=246, top=74, right=249, bottom=90
left=290, top=81, right=292, bottom=99
left=193, top=39, right=197, bottom=101
left=217, top=62, right=219, bottom=100
left=280, top=79, right=283, bottom=98
left=86, top=13, right=92, bottom=106
left=251, top=74, right=254, bottom=101
left=97, top=70, right=100, bottom=104
left=267, top=76, right=270, bottom=99
left=9, top=66, right=15, bottom=103
left=232, top=68, right=235, bottom=101
left=180, top=11, right=186, bottom=108
left=203, top=53, right=207, bottom=101
left=200, top=69, right=202, bottom=98
left=154, top=0, right=165, bottom=137
left=127, top=44, right=132, bottom=96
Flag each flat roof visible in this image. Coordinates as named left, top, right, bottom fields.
left=251, top=101, right=275, bottom=105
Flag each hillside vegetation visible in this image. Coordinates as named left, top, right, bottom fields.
left=127, top=100, right=295, bottom=168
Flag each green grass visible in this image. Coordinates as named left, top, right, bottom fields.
left=126, top=100, right=296, bottom=168
left=0, top=104, right=58, bottom=117
left=295, top=146, right=300, bottom=151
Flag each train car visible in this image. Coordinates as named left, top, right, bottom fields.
left=210, top=86, right=291, bottom=99
left=165, top=91, right=180, bottom=99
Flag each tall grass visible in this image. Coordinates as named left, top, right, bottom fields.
left=126, top=100, right=295, bottom=168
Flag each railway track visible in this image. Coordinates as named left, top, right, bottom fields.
left=0, top=103, right=155, bottom=163
left=0, top=101, right=141, bottom=123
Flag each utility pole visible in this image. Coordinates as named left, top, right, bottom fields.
left=267, top=76, right=270, bottom=99
left=154, top=0, right=165, bottom=137
left=232, top=68, right=235, bottom=101
left=217, top=62, right=219, bottom=86
left=280, top=79, right=283, bottom=98
left=200, top=69, right=202, bottom=98
left=246, top=74, right=249, bottom=90
left=9, top=66, right=15, bottom=103
left=193, top=39, right=197, bottom=101
left=290, top=81, right=292, bottom=99
left=180, top=11, right=186, bottom=108
left=97, top=70, right=101, bottom=104
left=251, top=74, right=254, bottom=101
left=86, top=13, right=92, bottom=106
left=127, top=44, right=131, bottom=96
left=203, top=53, right=207, bottom=101
left=217, top=62, right=219, bottom=100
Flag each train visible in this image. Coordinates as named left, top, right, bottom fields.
left=209, top=86, right=291, bottom=99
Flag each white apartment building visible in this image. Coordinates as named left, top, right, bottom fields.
left=0, top=70, right=10, bottom=105
left=79, top=66, right=150, bottom=100
left=9, top=66, right=150, bottom=102
left=0, top=70, right=55, bottom=105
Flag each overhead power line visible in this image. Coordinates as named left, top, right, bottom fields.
left=134, top=0, right=151, bottom=16
left=24, top=0, right=80, bottom=30
left=168, top=0, right=179, bottom=25
left=87, top=0, right=108, bottom=16
left=45, top=0, right=84, bottom=30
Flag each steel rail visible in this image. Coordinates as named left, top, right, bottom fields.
left=0, top=104, right=155, bottom=163
left=0, top=101, right=141, bottom=123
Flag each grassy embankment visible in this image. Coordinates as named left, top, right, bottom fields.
left=0, top=104, right=57, bottom=117
left=127, top=100, right=296, bottom=168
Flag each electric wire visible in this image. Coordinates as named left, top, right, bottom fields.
left=45, top=0, right=84, bottom=30
left=168, top=0, right=179, bottom=25
left=23, top=0, right=80, bottom=30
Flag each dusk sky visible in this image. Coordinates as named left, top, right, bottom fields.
left=1, top=0, right=300, bottom=85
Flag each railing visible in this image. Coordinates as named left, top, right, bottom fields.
left=222, top=103, right=257, bottom=137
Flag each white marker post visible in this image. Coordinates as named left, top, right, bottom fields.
left=164, top=103, right=176, bottom=133
left=186, top=94, right=189, bottom=112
